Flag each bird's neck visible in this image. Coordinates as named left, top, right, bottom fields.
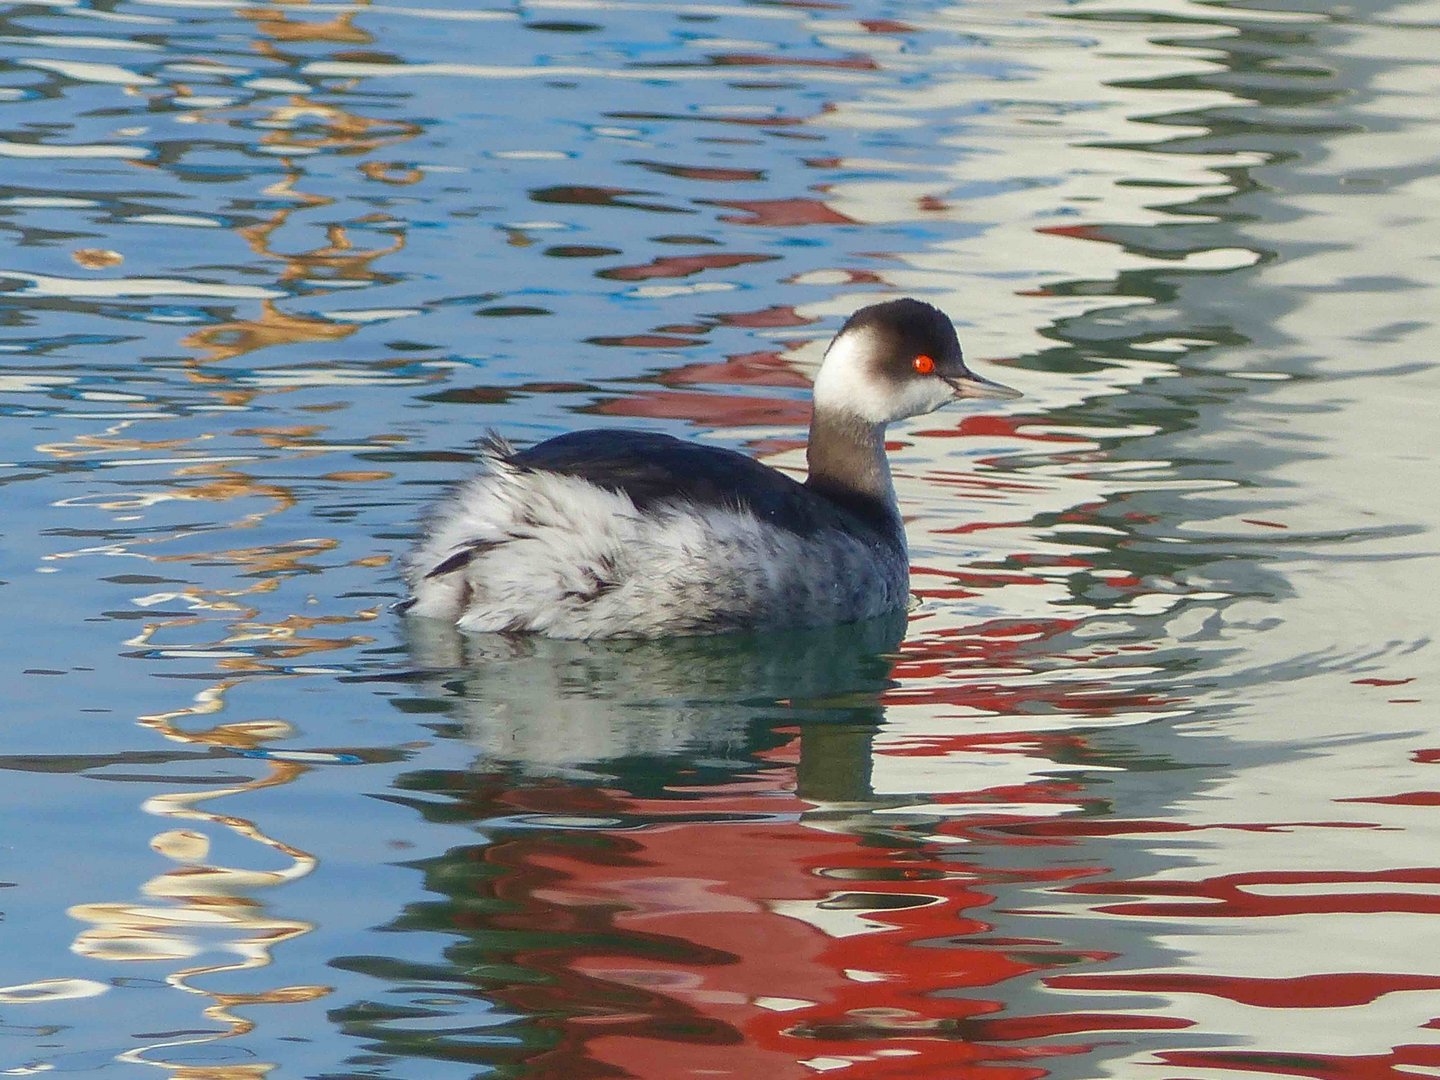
left=804, top=410, right=899, bottom=522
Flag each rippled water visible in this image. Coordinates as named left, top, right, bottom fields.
left=2, top=0, right=1437, bottom=1076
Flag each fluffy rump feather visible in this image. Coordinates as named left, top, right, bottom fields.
left=403, top=437, right=907, bottom=639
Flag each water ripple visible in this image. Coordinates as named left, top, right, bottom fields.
left=1, top=0, right=1437, bottom=1076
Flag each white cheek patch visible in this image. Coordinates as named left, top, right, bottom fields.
left=812, top=328, right=952, bottom=423
left=891, top=376, right=953, bottom=419
left=812, top=328, right=886, bottom=421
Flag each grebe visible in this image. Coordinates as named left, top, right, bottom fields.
left=402, top=297, right=1020, bottom=638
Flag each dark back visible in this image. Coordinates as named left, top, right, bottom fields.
left=510, top=429, right=900, bottom=547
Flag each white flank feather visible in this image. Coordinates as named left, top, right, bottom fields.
left=404, top=447, right=907, bottom=639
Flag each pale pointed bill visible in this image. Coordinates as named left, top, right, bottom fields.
left=942, top=369, right=1023, bottom=400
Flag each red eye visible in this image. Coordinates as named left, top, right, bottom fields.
left=913, top=354, right=936, bottom=374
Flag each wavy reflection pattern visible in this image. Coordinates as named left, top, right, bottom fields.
left=3, top=0, right=421, bottom=1074
left=0, top=0, right=1436, bottom=1078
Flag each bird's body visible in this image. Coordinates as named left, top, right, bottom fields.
left=403, top=298, right=1019, bottom=638
left=405, top=429, right=908, bottom=637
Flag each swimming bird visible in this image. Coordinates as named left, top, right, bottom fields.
left=402, top=297, right=1020, bottom=638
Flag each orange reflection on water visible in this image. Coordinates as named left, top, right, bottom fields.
left=186, top=300, right=357, bottom=366
left=38, top=6, right=427, bottom=1073
left=68, top=754, right=323, bottom=1075
left=241, top=6, right=373, bottom=46
left=182, top=211, right=404, bottom=365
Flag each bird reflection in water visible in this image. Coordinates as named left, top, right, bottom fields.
left=344, top=616, right=1076, bottom=1079
left=402, top=612, right=903, bottom=789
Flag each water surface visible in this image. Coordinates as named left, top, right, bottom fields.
left=1, top=0, right=1438, bottom=1077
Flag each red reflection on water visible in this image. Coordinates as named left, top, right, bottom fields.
left=710, top=197, right=856, bottom=226
left=858, top=19, right=918, bottom=34
left=896, top=615, right=1124, bottom=676
left=419, top=606, right=1228, bottom=1078
left=531, top=184, right=687, bottom=214
left=587, top=333, right=705, bottom=348
left=716, top=304, right=813, bottom=329
left=602, top=251, right=779, bottom=281
left=899, top=616, right=1080, bottom=664
left=1035, top=223, right=1112, bottom=244
left=583, top=301, right=823, bottom=429
left=589, top=389, right=810, bottom=427
left=661, top=350, right=813, bottom=390
left=631, top=161, right=768, bottom=183
left=1342, top=791, right=1440, bottom=805
left=462, top=757, right=1133, bottom=1080
left=998, top=818, right=1378, bottom=840
left=1049, top=971, right=1440, bottom=1008
left=914, top=414, right=1080, bottom=442
left=1066, top=868, right=1440, bottom=918
left=707, top=53, right=879, bottom=72
left=1156, top=1044, right=1440, bottom=1079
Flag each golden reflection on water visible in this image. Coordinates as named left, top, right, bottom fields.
left=67, top=757, right=323, bottom=1073
left=242, top=6, right=374, bottom=48
left=187, top=299, right=357, bottom=366
left=26, top=4, right=422, bottom=1072
left=184, top=198, right=407, bottom=366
